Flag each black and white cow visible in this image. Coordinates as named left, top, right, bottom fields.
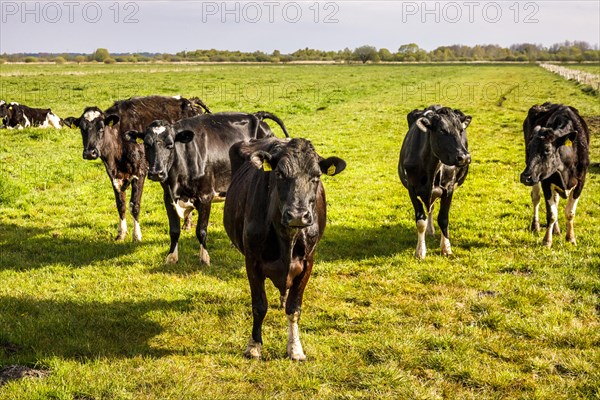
left=520, top=102, right=590, bottom=247
left=224, top=137, right=346, bottom=360
left=125, top=111, right=289, bottom=265
left=64, top=95, right=208, bottom=241
left=398, top=105, right=472, bottom=259
left=0, top=101, right=63, bottom=129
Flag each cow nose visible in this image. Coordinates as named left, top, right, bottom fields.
left=520, top=172, right=535, bottom=186
left=457, top=153, right=471, bottom=166
left=283, top=209, right=313, bottom=228
left=83, top=149, right=99, bottom=160
left=148, top=169, right=167, bottom=181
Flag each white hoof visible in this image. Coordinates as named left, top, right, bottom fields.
left=199, top=246, right=210, bottom=265
left=441, top=235, right=452, bottom=256
left=415, top=245, right=426, bottom=259
left=287, top=340, right=306, bottom=361
left=165, top=252, right=178, bottom=264
left=244, top=338, right=262, bottom=359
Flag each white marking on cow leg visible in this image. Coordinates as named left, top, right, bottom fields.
left=23, top=115, right=31, bottom=128
left=287, top=311, right=306, bottom=361
left=552, top=191, right=561, bottom=235
left=280, top=289, right=289, bottom=308
left=530, top=183, right=541, bottom=232
left=165, top=250, right=178, bottom=264
left=440, top=233, right=452, bottom=256
left=415, top=219, right=427, bottom=259
left=543, top=196, right=558, bottom=248
left=426, top=205, right=435, bottom=236
left=244, top=338, right=262, bottom=359
left=565, top=192, right=579, bottom=245
left=116, top=218, right=127, bottom=241
left=132, top=219, right=142, bottom=242
left=199, top=245, right=211, bottom=265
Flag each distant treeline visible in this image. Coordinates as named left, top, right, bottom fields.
left=1, top=41, right=599, bottom=64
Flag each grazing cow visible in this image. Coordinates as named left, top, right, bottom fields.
left=64, top=95, right=207, bottom=241
left=0, top=101, right=63, bottom=129
left=125, top=111, right=290, bottom=265
left=398, top=105, right=472, bottom=259
left=224, top=137, right=346, bottom=360
left=520, top=102, right=590, bottom=247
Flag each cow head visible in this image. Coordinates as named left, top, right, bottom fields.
left=0, top=100, right=8, bottom=126
left=249, top=138, right=346, bottom=229
left=125, top=120, right=195, bottom=182
left=65, top=107, right=120, bottom=160
left=520, top=123, right=576, bottom=186
left=414, top=107, right=472, bottom=167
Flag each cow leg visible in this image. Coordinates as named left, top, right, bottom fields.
left=182, top=212, right=194, bottom=231
left=129, top=176, right=145, bottom=242
left=565, top=191, right=579, bottom=245
left=408, top=189, right=427, bottom=259
left=195, top=199, right=212, bottom=265
left=542, top=183, right=557, bottom=248
left=164, top=192, right=181, bottom=264
left=245, top=260, right=267, bottom=359
left=285, top=258, right=313, bottom=361
left=530, top=183, right=541, bottom=232
left=113, top=188, right=128, bottom=241
left=552, top=191, right=561, bottom=235
left=426, top=204, right=435, bottom=236
left=438, top=191, right=453, bottom=256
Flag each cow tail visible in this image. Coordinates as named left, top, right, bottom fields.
left=254, top=112, right=290, bottom=138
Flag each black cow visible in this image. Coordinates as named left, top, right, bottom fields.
left=224, top=137, right=346, bottom=360
left=398, top=105, right=472, bottom=259
left=64, top=95, right=207, bottom=241
left=520, top=102, right=590, bottom=247
left=125, top=112, right=289, bottom=265
left=0, top=101, right=63, bottom=129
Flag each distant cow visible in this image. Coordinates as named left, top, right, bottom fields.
left=224, top=137, right=346, bottom=360
left=64, top=95, right=207, bottom=241
left=125, top=111, right=290, bottom=265
left=398, top=105, right=472, bottom=259
left=520, top=102, right=590, bottom=247
left=0, top=101, right=63, bottom=129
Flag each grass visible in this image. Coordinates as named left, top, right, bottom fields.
left=0, top=63, right=599, bottom=399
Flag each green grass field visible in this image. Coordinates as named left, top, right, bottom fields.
left=561, top=63, right=600, bottom=75
left=0, top=64, right=599, bottom=399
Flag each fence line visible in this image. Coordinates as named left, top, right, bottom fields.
left=539, top=63, right=600, bottom=91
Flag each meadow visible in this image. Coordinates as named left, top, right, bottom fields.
left=0, top=63, right=599, bottom=399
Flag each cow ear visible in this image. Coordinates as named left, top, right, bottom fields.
left=416, top=117, right=430, bottom=133
left=175, top=130, right=194, bottom=143
left=124, top=130, right=144, bottom=144
left=461, top=115, right=472, bottom=129
left=64, top=117, right=80, bottom=129
left=320, top=156, right=346, bottom=176
left=249, top=151, right=273, bottom=171
left=105, top=115, right=119, bottom=127
left=557, top=131, right=577, bottom=148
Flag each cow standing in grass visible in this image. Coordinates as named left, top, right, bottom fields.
left=520, top=102, right=590, bottom=248
left=398, top=105, right=472, bottom=259
left=65, top=95, right=208, bottom=242
left=125, top=112, right=289, bottom=265
left=224, top=137, right=346, bottom=360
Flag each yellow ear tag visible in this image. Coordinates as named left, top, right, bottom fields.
left=262, top=160, right=272, bottom=172
left=8, top=106, right=12, bottom=110
left=564, top=138, right=572, bottom=147
left=327, top=164, right=336, bottom=176
left=108, top=120, right=114, bottom=127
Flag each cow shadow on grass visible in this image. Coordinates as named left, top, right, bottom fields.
left=0, top=222, right=144, bottom=271
left=587, top=162, right=600, bottom=175
left=0, top=296, right=190, bottom=363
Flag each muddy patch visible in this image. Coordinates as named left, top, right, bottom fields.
left=0, top=365, right=50, bottom=387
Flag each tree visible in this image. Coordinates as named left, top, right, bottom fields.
left=353, top=45, right=379, bottom=64
left=92, top=48, right=110, bottom=62
left=378, top=48, right=393, bottom=62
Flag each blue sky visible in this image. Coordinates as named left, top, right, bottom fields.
left=1, top=1, right=599, bottom=53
